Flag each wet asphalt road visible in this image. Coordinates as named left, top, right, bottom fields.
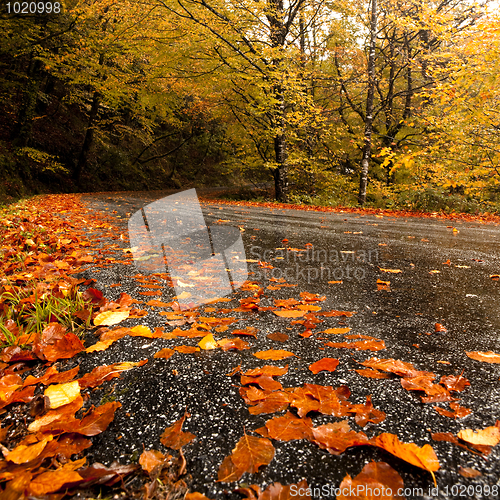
left=76, top=191, right=500, bottom=499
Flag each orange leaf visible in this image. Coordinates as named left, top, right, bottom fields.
left=154, top=348, right=175, bottom=360
left=311, top=420, right=368, bottom=455
left=261, top=411, right=313, bottom=441
left=42, top=332, right=84, bottom=361
left=175, top=345, right=200, bottom=354
left=253, top=350, right=296, bottom=360
left=322, top=328, right=351, bottom=335
left=139, top=450, right=168, bottom=473
left=160, top=412, right=195, bottom=450
left=337, top=461, right=404, bottom=500
left=7, top=435, right=53, bottom=464
left=28, top=468, right=83, bottom=496
left=308, top=358, right=339, bottom=374
left=218, top=433, right=274, bottom=482
left=465, top=351, right=500, bottom=363
left=273, top=310, right=305, bottom=318
left=370, top=433, right=440, bottom=477
left=355, top=368, right=391, bottom=379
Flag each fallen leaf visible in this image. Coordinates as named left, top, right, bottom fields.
left=260, top=412, right=313, bottom=441
left=311, top=420, right=368, bottom=455
left=266, top=332, right=289, bottom=342
left=217, top=433, right=274, bottom=482
left=94, top=310, right=130, bottom=326
left=218, top=338, right=250, bottom=351
left=160, top=412, right=195, bottom=450
left=308, top=358, right=339, bottom=374
left=44, top=380, right=80, bottom=409
left=199, top=333, right=218, bottom=350
left=139, top=449, right=169, bottom=474
left=458, top=425, right=500, bottom=447
left=6, top=435, right=53, bottom=464
left=355, top=368, right=392, bottom=379
left=465, top=351, right=500, bottom=363
left=154, top=348, right=175, bottom=360
left=434, top=402, right=471, bottom=419
left=370, top=433, right=440, bottom=479
left=273, top=310, right=305, bottom=318
left=458, top=466, right=482, bottom=478
left=254, top=350, right=296, bottom=360
left=322, top=328, right=351, bottom=335
left=337, top=461, right=405, bottom=500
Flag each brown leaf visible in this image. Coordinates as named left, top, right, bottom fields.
left=311, top=420, right=369, bottom=455
left=218, top=433, right=275, bottom=482
left=139, top=450, right=169, bottom=474
left=465, top=351, right=500, bottom=363
left=439, top=372, right=470, bottom=392
left=232, top=326, right=259, bottom=337
left=253, top=350, right=296, bottom=360
left=218, top=338, right=250, bottom=351
left=308, top=358, right=339, bottom=374
left=154, top=348, right=176, bottom=360
left=6, top=435, right=53, bottom=464
left=42, top=332, right=84, bottom=362
left=53, top=401, right=121, bottom=436
left=434, top=402, right=471, bottom=419
left=351, top=395, right=386, bottom=427
left=261, top=412, right=313, bottom=441
left=24, top=366, right=80, bottom=387
left=78, top=361, right=147, bottom=389
left=266, top=332, right=289, bottom=342
left=355, top=368, right=391, bottom=379
left=358, top=358, right=427, bottom=378
left=160, top=412, right=195, bottom=450
left=247, top=391, right=291, bottom=415
left=458, top=466, right=482, bottom=478
left=186, top=493, right=213, bottom=500
left=337, top=461, right=405, bottom=500
left=326, top=337, right=385, bottom=351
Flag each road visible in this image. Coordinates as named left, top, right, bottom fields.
left=77, top=190, right=500, bottom=499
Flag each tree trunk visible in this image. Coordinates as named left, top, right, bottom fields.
left=358, top=0, right=377, bottom=205
left=13, top=55, right=41, bottom=148
left=75, top=91, right=100, bottom=185
left=273, top=130, right=289, bottom=202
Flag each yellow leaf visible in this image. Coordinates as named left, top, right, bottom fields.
left=44, top=380, right=80, bottom=409
left=199, top=333, right=218, bottom=350
left=94, top=310, right=130, bottom=326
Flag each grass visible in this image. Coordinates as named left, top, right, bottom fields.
left=0, top=282, right=93, bottom=348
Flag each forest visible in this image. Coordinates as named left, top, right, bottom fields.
left=1, top=0, right=499, bottom=212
